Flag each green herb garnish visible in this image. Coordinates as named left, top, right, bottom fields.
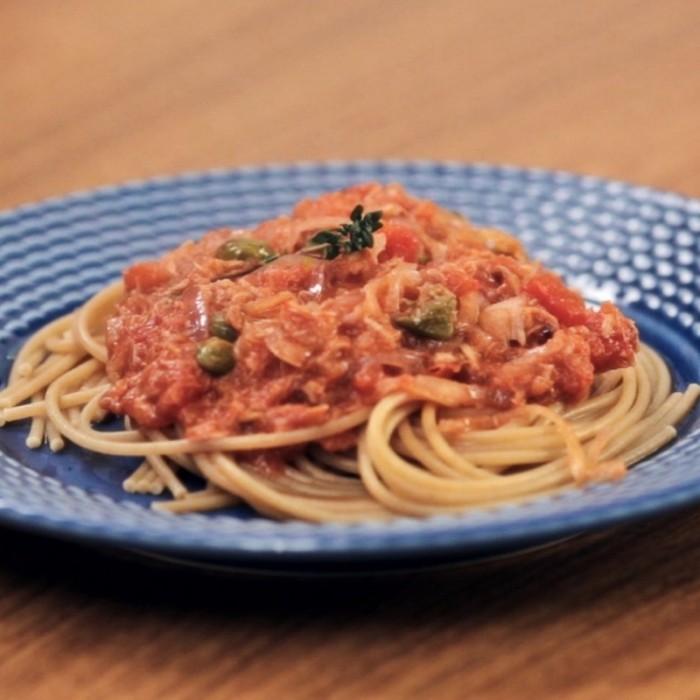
left=303, top=205, right=383, bottom=260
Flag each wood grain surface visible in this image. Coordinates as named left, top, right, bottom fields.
left=2, top=2, right=700, bottom=698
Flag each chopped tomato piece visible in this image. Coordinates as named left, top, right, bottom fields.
left=124, top=261, right=172, bottom=292
left=584, top=302, right=639, bottom=371
left=378, top=223, right=423, bottom=263
left=524, top=271, right=587, bottom=326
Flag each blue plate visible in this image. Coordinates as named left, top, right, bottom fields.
left=1, top=161, right=699, bottom=573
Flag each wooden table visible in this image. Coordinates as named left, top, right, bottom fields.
left=2, top=2, right=700, bottom=697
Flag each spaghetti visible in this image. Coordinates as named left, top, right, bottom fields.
left=1, top=183, right=698, bottom=522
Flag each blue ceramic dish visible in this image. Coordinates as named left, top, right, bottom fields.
left=1, top=161, right=699, bottom=572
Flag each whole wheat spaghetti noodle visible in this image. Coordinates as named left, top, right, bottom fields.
left=1, top=183, right=698, bottom=522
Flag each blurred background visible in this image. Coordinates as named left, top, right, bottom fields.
left=2, top=0, right=700, bottom=211
left=2, top=3, right=700, bottom=699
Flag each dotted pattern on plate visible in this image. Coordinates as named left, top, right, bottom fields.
left=0, top=161, right=699, bottom=559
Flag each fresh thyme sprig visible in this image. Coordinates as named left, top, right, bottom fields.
left=303, top=205, right=383, bottom=260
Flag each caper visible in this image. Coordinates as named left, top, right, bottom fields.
left=215, top=237, right=276, bottom=263
left=196, top=337, right=235, bottom=376
left=209, top=313, right=238, bottom=342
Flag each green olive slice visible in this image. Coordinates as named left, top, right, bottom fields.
left=215, top=237, right=276, bottom=263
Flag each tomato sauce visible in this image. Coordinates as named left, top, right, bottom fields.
left=101, top=183, right=639, bottom=441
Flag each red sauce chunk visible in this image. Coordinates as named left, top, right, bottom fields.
left=101, top=183, right=639, bottom=441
